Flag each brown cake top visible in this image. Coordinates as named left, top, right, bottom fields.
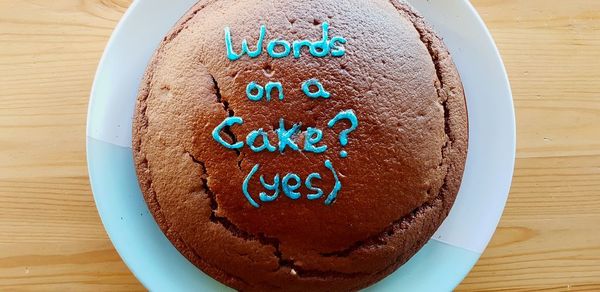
left=133, top=0, right=468, bottom=290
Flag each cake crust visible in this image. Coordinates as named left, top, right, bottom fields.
left=133, top=0, right=468, bottom=290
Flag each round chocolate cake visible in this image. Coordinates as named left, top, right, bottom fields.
left=133, top=0, right=468, bottom=290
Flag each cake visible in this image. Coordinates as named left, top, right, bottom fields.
left=132, top=0, right=468, bottom=290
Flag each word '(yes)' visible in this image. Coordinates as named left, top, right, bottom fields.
left=242, top=160, right=341, bottom=208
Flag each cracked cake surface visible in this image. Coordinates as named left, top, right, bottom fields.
left=132, top=0, right=468, bottom=291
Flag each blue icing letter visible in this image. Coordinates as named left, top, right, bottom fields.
left=302, top=79, right=331, bottom=99
left=305, top=173, right=323, bottom=200
left=246, top=81, right=264, bottom=101
left=224, top=27, right=240, bottom=61
left=224, top=25, right=266, bottom=61
left=246, top=129, right=276, bottom=152
left=242, top=164, right=261, bottom=208
left=259, top=174, right=280, bottom=202
left=282, top=173, right=301, bottom=200
left=327, top=110, right=359, bottom=158
left=310, top=22, right=330, bottom=57
left=212, top=116, right=244, bottom=149
left=304, top=127, right=327, bottom=153
left=265, top=82, right=284, bottom=101
left=267, top=40, right=292, bottom=58
left=329, top=36, right=347, bottom=57
left=323, top=160, right=341, bottom=205
left=293, top=40, right=312, bottom=58
left=276, top=118, right=300, bottom=152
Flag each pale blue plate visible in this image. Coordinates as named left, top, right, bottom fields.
left=87, top=0, right=515, bottom=290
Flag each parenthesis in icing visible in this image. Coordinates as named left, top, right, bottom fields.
left=324, top=160, right=341, bottom=205
left=242, top=164, right=261, bottom=208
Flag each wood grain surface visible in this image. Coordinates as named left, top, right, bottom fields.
left=0, top=0, right=598, bottom=291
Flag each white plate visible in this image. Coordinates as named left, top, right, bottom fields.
left=87, top=0, right=515, bottom=290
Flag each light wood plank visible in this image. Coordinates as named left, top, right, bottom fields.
left=0, top=0, right=141, bottom=290
left=459, top=0, right=600, bottom=290
left=0, top=241, right=142, bottom=291
left=0, top=0, right=599, bottom=290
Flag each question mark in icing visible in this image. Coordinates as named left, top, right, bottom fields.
left=327, top=110, right=358, bottom=158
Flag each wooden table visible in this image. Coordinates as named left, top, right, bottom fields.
left=1, top=0, right=599, bottom=290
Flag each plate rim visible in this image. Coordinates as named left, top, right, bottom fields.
left=86, top=0, right=515, bottom=290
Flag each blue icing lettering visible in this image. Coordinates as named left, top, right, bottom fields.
left=212, top=116, right=244, bottom=149
left=305, top=173, right=323, bottom=200
left=327, top=110, right=359, bottom=158
left=309, top=22, right=330, bottom=57
left=246, top=81, right=264, bottom=101
left=246, top=129, right=276, bottom=152
left=323, top=160, right=341, bottom=205
left=224, top=27, right=239, bottom=61
left=241, top=25, right=266, bottom=58
left=224, top=25, right=266, bottom=61
left=259, top=174, right=280, bottom=202
left=275, top=118, right=300, bottom=152
left=265, top=82, right=284, bottom=101
left=225, top=22, right=346, bottom=60
left=282, top=173, right=301, bottom=200
left=302, top=79, right=331, bottom=99
left=242, top=163, right=261, bottom=208
left=247, top=81, right=283, bottom=101
left=329, top=36, right=347, bottom=57
left=240, top=162, right=343, bottom=207
left=304, top=127, right=327, bottom=153
left=267, top=40, right=292, bottom=58
left=292, top=40, right=312, bottom=58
